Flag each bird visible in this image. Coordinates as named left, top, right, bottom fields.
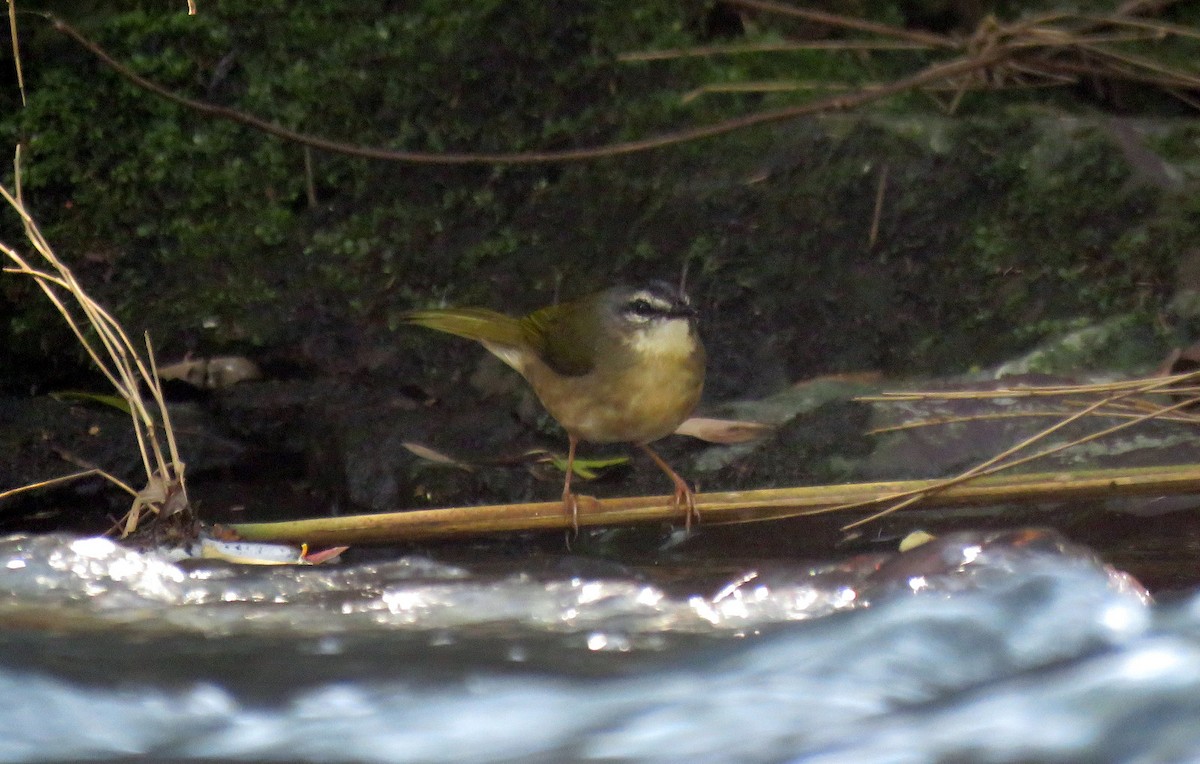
left=404, top=281, right=706, bottom=530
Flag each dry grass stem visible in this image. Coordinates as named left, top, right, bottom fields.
left=224, top=371, right=1200, bottom=545
left=0, top=469, right=114, bottom=500
left=839, top=393, right=1200, bottom=529
left=0, top=148, right=187, bottom=535
left=222, top=367, right=1200, bottom=547
left=223, top=463, right=1200, bottom=546
left=858, top=371, right=1200, bottom=401
left=6, top=1, right=24, bottom=106
left=868, top=163, right=888, bottom=249
left=870, top=407, right=1200, bottom=435
left=867, top=374, right=1200, bottom=434
left=842, top=372, right=1200, bottom=526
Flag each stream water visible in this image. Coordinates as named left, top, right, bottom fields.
left=2, top=527, right=1198, bottom=762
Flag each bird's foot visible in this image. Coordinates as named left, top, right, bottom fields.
left=670, top=475, right=700, bottom=532
left=639, top=443, right=700, bottom=532
left=562, top=488, right=580, bottom=535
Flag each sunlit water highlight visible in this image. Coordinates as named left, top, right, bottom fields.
left=1, top=529, right=1196, bottom=763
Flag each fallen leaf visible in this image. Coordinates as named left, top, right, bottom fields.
left=159, top=356, right=262, bottom=389
left=301, top=545, right=350, bottom=564
left=898, top=530, right=937, bottom=552
left=675, top=417, right=773, bottom=443
left=198, top=538, right=306, bottom=565
left=402, top=441, right=476, bottom=471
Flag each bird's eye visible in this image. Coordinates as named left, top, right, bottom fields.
left=630, top=299, right=656, bottom=316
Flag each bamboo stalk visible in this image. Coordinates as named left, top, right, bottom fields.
left=222, top=463, right=1200, bottom=546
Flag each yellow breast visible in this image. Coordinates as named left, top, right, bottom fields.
left=519, top=320, right=705, bottom=445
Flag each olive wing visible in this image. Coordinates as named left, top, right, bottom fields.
left=519, top=301, right=597, bottom=377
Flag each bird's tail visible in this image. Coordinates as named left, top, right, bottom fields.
left=402, top=307, right=526, bottom=347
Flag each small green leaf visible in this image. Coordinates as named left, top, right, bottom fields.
left=550, top=454, right=630, bottom=480
left=51, top=390, right=134, bottom=416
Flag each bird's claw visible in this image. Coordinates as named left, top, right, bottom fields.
left=638, top=443, right=700, bottom=533
left=562, top=489, right=580, bottom=534
left=671, top=478, right=700, bottom=532
left=561, top=489, right=580, bottom=542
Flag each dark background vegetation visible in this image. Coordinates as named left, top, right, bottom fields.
left=2, top=0, right=1199, bottom=529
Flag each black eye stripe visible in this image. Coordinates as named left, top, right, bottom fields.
left=617, top=284, right=696, bottom=320
left=624, top=297, right=671, bottom=316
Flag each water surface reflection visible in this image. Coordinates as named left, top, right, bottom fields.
left=2, top=530, right=1195, bottom=763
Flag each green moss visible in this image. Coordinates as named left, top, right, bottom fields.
left=2, top=2, right=1199, bottom=395
left=2, top=3, right=728, bottom=364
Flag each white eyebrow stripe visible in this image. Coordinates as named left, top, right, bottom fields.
left=627, top=291, right=675, bottom=310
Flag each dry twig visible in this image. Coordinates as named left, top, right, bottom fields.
left=0, top=148, right=188, bottom=535
left=225, top=370, right=1200, bottom=544
left=223, top=462, right=1200, bottom=545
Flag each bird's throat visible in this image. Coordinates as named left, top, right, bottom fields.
left=623, top=319, right=697, bottom=360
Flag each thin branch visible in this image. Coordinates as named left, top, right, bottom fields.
left=723, top=0, right=956, bottom=49
left=42, top=12, right=1013, bottom=165
left=867, top=162, right=888, bottom=250
left=1065, top=42, right=1200, bottom=89
left=1080, top=14, right=1200, bottom=42
left=680, top=80, right=854, bottom=103
left=7, top=0, right=25, bottom=106
left=619, top=39, right=937, bottom=62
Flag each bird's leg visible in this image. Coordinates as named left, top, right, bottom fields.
left=638, top=443, right=699, bottom=531
left=562, top=433, right=580, bottom=533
